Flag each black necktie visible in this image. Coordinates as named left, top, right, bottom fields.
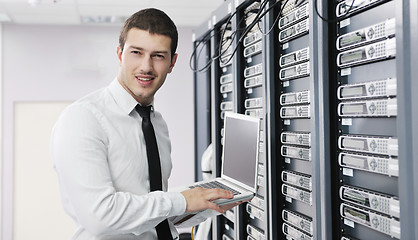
left=136, top=105, right=173, bottom=240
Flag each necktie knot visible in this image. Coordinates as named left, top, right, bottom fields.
left=136, top=105, right=152, bottom=119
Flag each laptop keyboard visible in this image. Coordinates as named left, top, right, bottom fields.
left=190, top=181, right=241, bottom=196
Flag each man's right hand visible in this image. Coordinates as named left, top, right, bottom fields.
left=180, top=187, right=234, bottom=213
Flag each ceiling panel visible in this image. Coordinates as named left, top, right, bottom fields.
left=13, top=14, right=79, bottom=24
left=76, top=0, right=153, bottom=5
left=0, top=0, right=32, bottom=2
left=1, top=2, right=77, bottom=15
left=0, top=0, right=224, bottom=26
left=150, top=0, right=224, bottom=8
left=77, top=5, right=145, bottom=16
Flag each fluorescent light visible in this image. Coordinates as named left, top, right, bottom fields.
left=28, top=0, right=41, bottom=7
left=81, top=16, right=128, bottom=25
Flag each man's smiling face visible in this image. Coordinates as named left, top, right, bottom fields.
left=117, top=28, right=177, bottom=105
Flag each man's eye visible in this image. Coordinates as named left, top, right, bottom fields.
left=132, top=51, right=140, bottom=54
left=154, top=54, right=165, bottom=59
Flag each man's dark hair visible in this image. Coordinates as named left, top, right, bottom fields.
left=119, top=8, right=178, bottom=58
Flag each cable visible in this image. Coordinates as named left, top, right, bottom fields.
left=190, top=0, right=306, bottom=72
left=257, top=0, right=290, bottom=36
left=215, top=10, right=255, bottom=64
left=191, top=226, right=195, bottom=240
left=314, top=0, right=356, bottom=23
left=190, top=1, right=261, bottom=71
left=189, top=29, right=216, bottom=72
left=217, top=10, right=238, bottom=59
left=219, top=0, right=270, bottom=65
left=189, top=2, right=241, bottom=72
left=190, top=0, right=271, bottom=72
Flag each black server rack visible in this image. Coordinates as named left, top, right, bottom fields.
left=240, top=2, right=267, bottom=240
left=210, top=2, right=243, bottom=239
left=192, top=0, right=418, bottom=239
left=329, top=0, right=401, bottom=239
left=193, top=19, right=213, bottom=183
left=275, top=0, right=316, bottom=239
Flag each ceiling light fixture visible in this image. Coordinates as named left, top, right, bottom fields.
left=81, top=16, right=128, bottom=25
left=28, top=0, right=41, bottom=7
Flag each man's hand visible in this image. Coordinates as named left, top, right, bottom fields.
left=180, top=187, right=234, bottom=213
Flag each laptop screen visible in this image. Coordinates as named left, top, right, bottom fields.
left=222, top=112, right=260, bottom=189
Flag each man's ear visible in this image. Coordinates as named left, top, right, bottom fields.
left=168, top=53, right=178, bottom=73
left=117, top=46, right=123, bottom=65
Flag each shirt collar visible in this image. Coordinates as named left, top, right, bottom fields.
left=108, top=78, right=154, bottom=115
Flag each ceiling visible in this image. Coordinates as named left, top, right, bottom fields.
left=0, top=0, right=225, bottom=27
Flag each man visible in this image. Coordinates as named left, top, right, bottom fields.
left=52, top=8, right=239, bottom=240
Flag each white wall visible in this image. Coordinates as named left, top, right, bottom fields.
left=0, top=23, right=3, bottom=240
left=1, top=24, right=195, bottom=239
left=14, top=102, right=74, bottom=240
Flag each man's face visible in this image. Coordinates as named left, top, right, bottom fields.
left=117, top=28, right=177, bottom=105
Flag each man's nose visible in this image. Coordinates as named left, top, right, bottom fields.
left=140, top=55, right=154, bottom=73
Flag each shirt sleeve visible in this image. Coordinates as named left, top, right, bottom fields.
left=169, top=209, right=220, bottom=228
left=51, top=103, right=187, bottom=237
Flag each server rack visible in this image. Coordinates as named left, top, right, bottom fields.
left=193, top=19, right=213, bottom=183
left=192, top=0, right=418, bottom=239
left=396, top=0, right=418, bottom=239
left=239, top=2, right=268, bottom=240
left=329, top=0, right=401, bottom=239
left=211, top=2, right=241, bottom=239
left=276, top=0, right=316, bottom=239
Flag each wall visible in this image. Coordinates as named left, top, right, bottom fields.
left=1, top=24, right=195, bottom=239
left=0, top=24, right=3, bottom=239
left=13, top=102, right=74, bottom=239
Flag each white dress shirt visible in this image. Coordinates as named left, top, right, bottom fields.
left=51, top=78, right=187, bottom=240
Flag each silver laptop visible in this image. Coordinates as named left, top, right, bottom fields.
left=189, top=112, right=260, bottom=206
